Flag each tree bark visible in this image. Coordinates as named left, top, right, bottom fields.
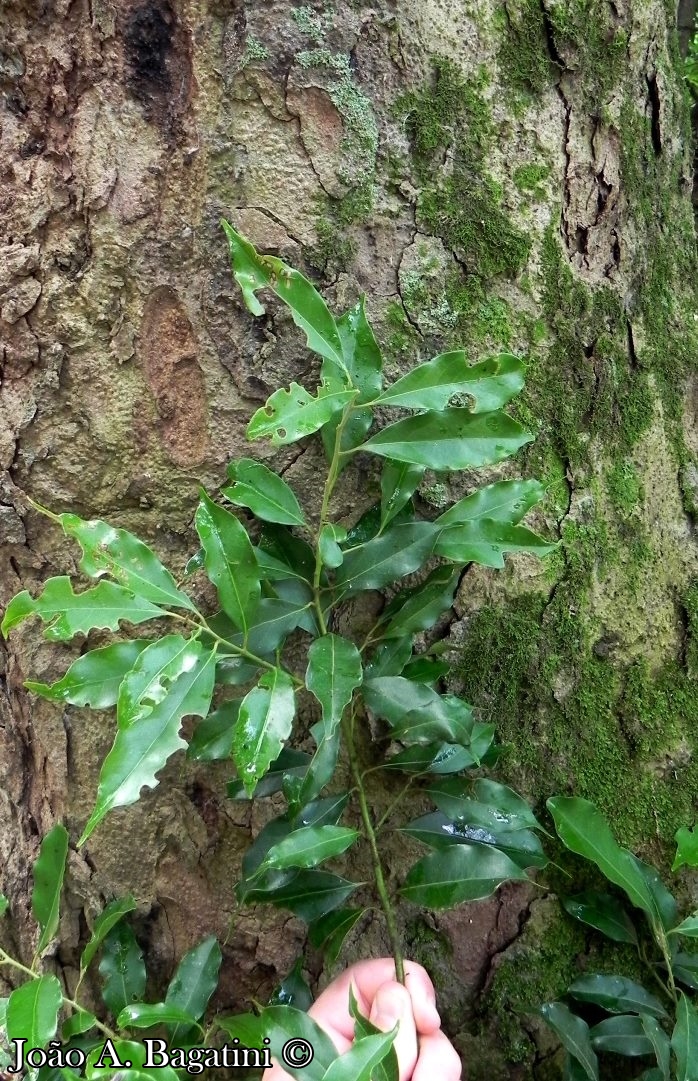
left=1, top=0, right=697, bottom=1074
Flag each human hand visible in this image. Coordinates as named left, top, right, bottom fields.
left=264, top=958, right=462, bottom=1081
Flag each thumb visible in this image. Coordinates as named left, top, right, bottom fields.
left=369, top=982, right=418, bottom=1081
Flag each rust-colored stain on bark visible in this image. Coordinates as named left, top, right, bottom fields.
left=139, top=286, right=208, bottom=466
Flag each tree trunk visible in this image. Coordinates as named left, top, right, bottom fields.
left=2, top=0, right=697, bottom=1074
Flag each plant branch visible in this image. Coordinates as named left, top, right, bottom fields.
left=312, top=401, right=356, bottom=635
left=166, top=611, right=304, bottom=689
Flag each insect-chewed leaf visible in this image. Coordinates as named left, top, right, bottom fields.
left=195, top=491, right=260, bottom=635
left=165, top=934, right=222, bottom=1043
left=547, top=797, right=677, bottom=934
left=562, top=891, right=638, bottom=944
left=401, top=846, right=528, bottom=907
left=374, top=352, right=524, bottom=412
left=57, top=513, right=197, bottom=612
left=335, top=522, right=438, bottom=595
left=673, top=826, right=698, bottom=871
left=363, top=677, right=473, bottom=745
left=435, top=519, right=557, bottom=568
left=99, top=922, right=146, bottom=1016
left=6, top=975, right=62, bottom=1048
left=322, top=297, right=382, bottom=461
left=381, top=565, right=460, bottom=638
left=308, top=908, right=365, bottom=965
left=248, top=381, right=355, bottom=446
left=222, top=221, right=346, bottom=372
left=261, top=826, right=359, bottom=871
left=306, top=634, right=362, bottom=739
left=2, top=576, right=166, bottom=641
left=437, top=479, right=546, bottom=527
left=32, top=823, right=69, bottom=956
left=360, top=409, right=533, bottom=470
left=223, top=458, right=306, bottom=527
left=568, top=975, right=667, bottom=1019
left=540, top=1003, right=599, bottom=1081
left=81, top=896, right=138, bottom=974
left=79, top=641, right=216, bottom=844
left=26, top=641, right=150, bottom=709
left=232, top=668, right=296, bottom=796
left=245, top=869, right=360, bottom=922
left=380, top=460, right=425, bottom=529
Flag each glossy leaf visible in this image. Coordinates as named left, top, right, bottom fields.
left=374, top=352, right=524, bottom=412
left=2, top=576, right=166, bottom=641
left=322, top=1029, right=397, bottom=1081
left=224, top=597, right=316, bottom=654
left=57, top=513, right=197, bottom=612
left=401, top=657, right=451, bottom=683
left=99, top=922, right=146, bottom=1017
left=384, top=741, right=475, bottom=773
left=641, top=1014, right=670, bottom=1080
left=223, top=458, right=306, bottom=527
left=437, top=479, right=546, bottom=527
left=195, top=491, right=260, bottom=635
left=248, top=381, right=355, bottom=446
left=298, top=723, right=341, bottom=804
left=233, top=668, right=296, bottom=796
left=349, top=985, right=399, bottom=1081
left=380, top=460, right=425, bottom=528
left=402, top=813, right=547, bottom=869
left=80, top=643, right=216, bottom=844
left=187, top=701, right=240, bottom=761
left=472, top=780, right=548, bottom=833
left=323, top=297, right=382, bottom=461
left=81, top=896, right=138, bottom=974
left=636, top=861, right=678, bottom=931
left=261, top=826, right=359, bottom=870
left=435, top=518, right=557, bottom=568
left=673, top=993, right=698, bottom=1081
left=539, top=1003, right=599, bottom=1081
left=26, top=641, right=150, bottom=709
left=85, top=1039, right=180, bottom=1081
left=32, top=823, right=69, bottom=956
left=259, top=525, right=316, bottom=581
left=308, top=908, right=365, bottom=964
left=426, top=778, right=540, bottom=831
left=222, top=221, right=346, bottom=373
left=62, top=1008, right=98, bottom=1039
left=319, top=524, right=347, bottom=569
left=244, top=869, right=359, bottom=922
left=568, top=975, right=667, bottom=1019
left=269, top=958, right=313, bottom=1011
left=227, top=748, right=310, bottom=800
left=562, top=891, right=638, bottom=945
left=671, top=916, right=698, bottom=938
left=673, top=954, right=698, bottom=991
left=6, top=975, right=62, bottom=1048
left=117, top=1002, right=199, bottom=1030
left=400, top=846, right=527, bottom=908
left=295, top=792, right=350, bottom=828
left=219, top=1004, right=337, bottom=1081
left=547, top=797, right=675, bottom=933
left=381, top=566, right=460, bottom=638
left=364, top=678, right=473, bottom=745
left=165, top=934, right=222, bottom=1042
left=335, top=522, right=437, bottom=595
left=364, top=638, right=412, bottom=680
left=306, top=634, right=362, bottom=739
left=673, top=826, right=698, bottom=871
left=591, top=1015, right=654, bottom=1056
left=359, top=409, right=533, bottom=470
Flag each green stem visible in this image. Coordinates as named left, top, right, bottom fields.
left=342, top=714, right=405, bottom=985
left=312, top=402, right=356, bottom=635
left=374, top=778, right=415, bottom=834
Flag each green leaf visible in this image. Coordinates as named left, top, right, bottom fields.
left=306, top=634, right=362, bottom=739
left=400, top=846, right=528, bottom=908
left=85, top=1039, right=180, bottom=1081
left=26, top=641, right=150, bottom=709
left=223, top=459, right=306, bottom=527
left=222, top=221, right=346, bottom=372
left=348, top=986, right=399, bottom=1081
left=32, top=824, right=69, bottom=956
left=99, top=922, right=146, bottom=1016
left=218, top=1005, right=336, bottom=1081
left=195, top=491, right=260, bottom=635
left=539, top=1003, right=599, bottom=1081
left=308, top=908, right=365, bottom=965
left=269, top=958, right=313, bottom=1011
left=641, top=1014, right=670, bottom=1080
left=547, top=797, right=675, bottom=933
left=673, top=993, right=698, bottom=1081
left=364, top=638, right=412, bottom=680
left=0, top=895, right=8, bottom=916
left=383, top=742, right=477, bottom=773
left=435, top=518, right=557, bottom=568
left=165, top=934, right=222, bottom=1042
left=248, top=381, right=355, bottom=446
left=323, top=297, right=382, bottom=461
left=296, top=792, right=350, bottom=827
left=6, top=975, right=62, bottom=1048
left=79, top=642, right=216, bottom=844
left=673, top=826, right=698, bottom=871
left=401, top=657, right=451, bottom=683
left=472, top=779, right=548, bottom=833
left=319, top=524, right=347, bottom=569
left=671, top=915, right=698, bottom=938
left=335, top=522, right=438, bottom=595
left=322, top=1029, right=397, bottom=1081
left=562, top=891, right=638, bottom=945
left=232, top=668, right=296, bottom=796
left=117, top=1002, right=199, bottom=1030
left=244, top=869, right=359, bottom=922
left=374, top=351, right=524, bottom=412
left=62, top=1008, right=98, bottom=1039
left=380, top=460, right=425, bottom=529
left=57, top=513, right=197, bottom=612
left=187, top=701, right=240, bottom=761
left=2, top=577, right=166, bottom=641
left=437, top=478, right=546, bottom=527
left=381, top=566, right=460, bottom=638
left=401, top=813, right=547, bottom=869
left=359, top=409, right=533, bottom=470
left=591, top=1015, right=654, bottom=1056
left=218, top=597, right=316, bottom=654
left=261, top=826, right=359, bottom=870
left=364, top=679, right=473, bottom=744
left=81, top=896, right=138, bottom=974
left=568, top=976, right=667, bottom=1019
left=673, top=954, right=698, bottom=990
left=239, top=815, right=295, bottom=889
left=228, top=748, right=310, bottom=800
left=259, top=524, right=316, bottom=580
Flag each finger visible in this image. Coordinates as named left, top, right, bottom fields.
left=310, top=959, right=440, bottom=1041
left=369, top=982, right=418, bottom=1081
left=412, top=1030, right=462, bottom=1081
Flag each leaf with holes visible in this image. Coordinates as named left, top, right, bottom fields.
left=248, top=381, right=355, bottom=446
left=232, top=668, right=296, bottom=796
left=26, top=641, right=150, bottom=709
left=374, top=352, right=524, bottom=412
left=2, top=577, right=166, bottom=641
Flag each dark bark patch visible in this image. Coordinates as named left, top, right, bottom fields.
left=122, top=0, right=194, bottom=140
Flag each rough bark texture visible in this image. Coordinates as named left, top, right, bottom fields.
left=2, top=0, right=698, bottom=1075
